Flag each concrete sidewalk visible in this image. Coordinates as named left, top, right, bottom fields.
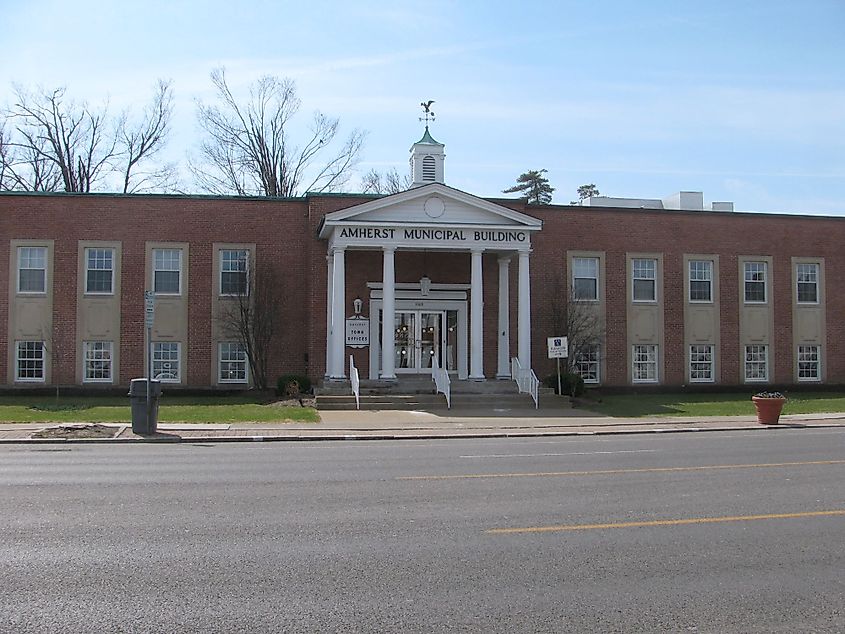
left=2, top=407, right=845, bottom=443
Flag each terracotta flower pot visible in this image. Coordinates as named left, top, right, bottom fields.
left=752, top=396, right=786, bottom=425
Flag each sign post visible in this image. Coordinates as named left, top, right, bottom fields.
left=144, top=291, right=155, bottom=426
left=547, top=336, right=569, bottom=396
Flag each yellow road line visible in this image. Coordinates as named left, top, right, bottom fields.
left=397, top=459, right=845, bottom=481
left=487, top=509, right=845, bottom=534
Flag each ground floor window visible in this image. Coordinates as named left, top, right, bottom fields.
left=632, top=345, right=658, bottom=383
left=219, top=342, right=248, bottom=383
left=797, top=345, right=820, bottom=381
left=689, top=344, right=714, bottom=383
left=83, top=341, right=113, bottom=382
left=16, top=341, right=45, bottom=382
left=153, top=342, right=181, bottom=382
left=744, top=345, right=768, bottom=382
left=574, top=344, right=600, bottom=384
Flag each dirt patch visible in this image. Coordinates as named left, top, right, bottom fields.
left=32, top=423, right=119, bottom=439
left=268, top=397, right=316, bottom=408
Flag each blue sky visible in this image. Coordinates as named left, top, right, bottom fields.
left=1, top=0, right=843, bottom=214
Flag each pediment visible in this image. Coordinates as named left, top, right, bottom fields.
left=318, top=183, right=541, bottom=239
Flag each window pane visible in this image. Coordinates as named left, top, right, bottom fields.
left=573, top=258, right=598, bottom=278
left=796, top=264, right=818, bottom=303
left=86, top=248, right=114, bottom=293
left=19, top=269, right=46, bottom=293
left=16, top=341, right=45, bottom=381
left=690, top=280, right=711, bottom=302
left=574, top=278, right=597, bottom=300
left=154, top=270, right=180, bottom=294
left=84, top=341, right=112, bottom=381
left=633, top=279, right=655, bottom=301
left=153, top=249, right=181, bottom=294
left=219, top=342, right=247, bottom=383
left=744, top=345, right=768, bottom=381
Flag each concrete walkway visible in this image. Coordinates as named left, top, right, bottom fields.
left=2, top=407, right=845, bottom=443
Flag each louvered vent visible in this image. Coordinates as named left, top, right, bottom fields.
left=422, top=155, right=436, bottom=181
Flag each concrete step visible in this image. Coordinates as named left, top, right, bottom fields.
left=316, top=391, right=550, bottom=411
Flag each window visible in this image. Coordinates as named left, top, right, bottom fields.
left=744, top=345, right=768, bottom=382
left=573, top=257, right=599, bottom=301
left=632, top=258, right=656, bottom=302
left=689, top=344, right=714, bottom=383
left=85, top=248, right=114, bottom=294
left=219, top=342, right=248, bottom=383
left=575, top=344, right=600, bottom=384
left=220, top=249, right=249, bottom=296
left=17, top=246, right=47, bottom=293
left=83, top=341, right=113, bottom=382
left=16, top=341, right=45, bottom=382
left=796, top=263, right=819, bottom=304
left=632, top=345, right=658, bottom=383
left=798, top=345, right=820, bottom=381
left=153, top=342, right=181, bottom=382
left=153, top=248, right=182, bottom=295
left=689, top=260, right=712, bottom=302
left=744, top=261, right=767, bottom=303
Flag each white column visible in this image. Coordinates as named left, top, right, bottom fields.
left=497, top=256, right=511, bottom=378
left=329, top=247, right=346, bottom=379
left=381, top=247, right=396, bottom=380
left=469, top=249, right=485, bottom=380
left=518, top=250, right=531, bottom=370
left=325, top=253, right=333, bottom=379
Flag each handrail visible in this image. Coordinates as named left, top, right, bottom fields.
left=511, top=357, right=539, bottom=409
left=431, top=355, right=451, bottom=409
left=349, top=354, right=360, bottom=410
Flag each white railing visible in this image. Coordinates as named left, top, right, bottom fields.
left=431, top=355, right=451, bottom=409
left=511, top=357, right=539, bottom=409
left=349, top=354, right=360, bottom=410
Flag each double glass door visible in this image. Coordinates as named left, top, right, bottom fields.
left=394, top=310, right=456, bottom=373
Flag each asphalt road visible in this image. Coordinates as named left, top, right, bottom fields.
left=2, top=429, right=844, bottom=633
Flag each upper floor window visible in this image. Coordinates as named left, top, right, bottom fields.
left=153, top=248, right=182, bottom=295
left=744, top=261, right=767, bottom=303
left=18, top=246, right=47, bottom=293
left=689, top=260, right=713, bottom=302
left=85, top=248, right=114, bottom=294
left=220, top=249, right=249, bottom=296
left=573, top=257, right=599, bottom=301
left=632, top=258, right=656, bottom=302
left=796, top=263, right=819, bottom=304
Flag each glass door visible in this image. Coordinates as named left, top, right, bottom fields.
left=394, top=310, right=446, bottom=373
left=394, top=311, right=416, bottom=370
left=418, top=312, right=442, bottom=370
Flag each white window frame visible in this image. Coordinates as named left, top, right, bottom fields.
left=573, top=257, right=599, bottom=301
left=153, top=342, right=181, bottom=382
left=85, top=247, right=115, bottom=295
left=743, top=261, right=767, bottom=304
left=796, top=263, right=819, bottom=304
left=17, top=246, right=47, bottom=294
left=15, top=341, right=45, bottom=382
left=575, top=344, right=600, bottom=384
left=689, top=344, right=715, bottom=383
left=632, top=344, right=658, bottom=383
left=83, top=341, right=113, bottom=383
left=153, top=248, right=182, bottom=296
left=219, top=342, right=248, bottom=384
left=797, top=345, right=820, bottom=382
left=744, top=345, right=769, bottom=382
left=220, top=249, right=250, bottom=297
left=632, top=258, right=657, bottom=303
left=688, top=260, right=713, bottom=303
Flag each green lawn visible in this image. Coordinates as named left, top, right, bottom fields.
left=0, top=395, right=319, bottom=424
left=580, top=391, right=845, bottom=418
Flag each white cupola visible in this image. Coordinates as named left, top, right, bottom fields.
left=409, top=126, right=445, bottom=187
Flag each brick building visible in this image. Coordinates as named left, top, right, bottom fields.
left=2, top=129, right=843, bottom=392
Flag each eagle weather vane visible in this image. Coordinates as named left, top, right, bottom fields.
left=419, top=100, right=435, bottom=126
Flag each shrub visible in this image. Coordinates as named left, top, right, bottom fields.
left=544, top=372, right=585, bottom=397
left=276, top=374, right=312, bottom=397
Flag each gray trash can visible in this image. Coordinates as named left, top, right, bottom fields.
left=129, top=378, right=162, bottom=435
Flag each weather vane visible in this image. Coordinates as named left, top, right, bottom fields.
left=419, top=100, right=435, bottom=126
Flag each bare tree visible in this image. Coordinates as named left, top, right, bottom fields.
left=192, top=68, right=365, bottom=197
left=360, top=167, right=411, bottom=194
left=1, top=81, right=174, bottom=193
left=218, top=265, right=282, bottom=391
left=548, top=272, right=604, bottom=378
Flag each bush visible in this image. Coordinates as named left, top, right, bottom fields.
left=544, top=372, right=586, bottom=397
left=276, top=374, right=312, bottom=397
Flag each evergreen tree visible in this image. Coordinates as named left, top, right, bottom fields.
left=502, top=169, right=554, bottom=205
left=577, top=183, right=600, bottom=200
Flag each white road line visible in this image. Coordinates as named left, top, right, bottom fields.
left=460, top=449, right=658, bottom=458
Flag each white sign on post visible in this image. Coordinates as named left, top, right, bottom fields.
left=345, top=317, right=370, bottom=348
left=144, top=290, right=155, bottom=329
left=547, top=336, right=568, bottom=359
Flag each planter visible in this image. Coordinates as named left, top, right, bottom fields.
left=751, top=395, right=786, bottom=425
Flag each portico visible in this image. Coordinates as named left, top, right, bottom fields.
left=318, top=182, right=542, bottom=382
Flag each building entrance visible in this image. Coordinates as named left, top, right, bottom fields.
left=394, top=310, right=458, bottom=373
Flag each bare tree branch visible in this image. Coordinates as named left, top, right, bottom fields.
left=192, top=68, right=365, bottom=197
left=118, top=79, right=175, bottom=193
left=360, top=166, right=411, bottom=194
